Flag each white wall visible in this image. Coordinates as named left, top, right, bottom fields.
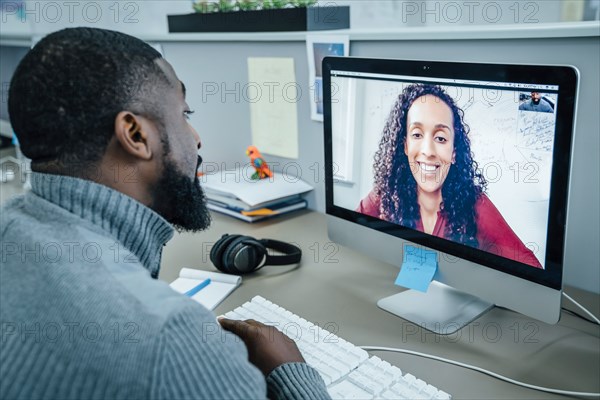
left=334, top=0, right=565, bottom=28
left=1, top=1, right=192, bottom=37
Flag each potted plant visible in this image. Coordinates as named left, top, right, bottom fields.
left=168, top=0, right=350, bottom=33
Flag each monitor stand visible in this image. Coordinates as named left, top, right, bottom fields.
left=377, top=281, right=494, bottom=335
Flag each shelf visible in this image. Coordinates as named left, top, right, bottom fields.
left=1, top=21, right=598, bottom=46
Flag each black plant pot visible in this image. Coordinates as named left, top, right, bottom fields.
left=168, top=6, right=350, bottom=33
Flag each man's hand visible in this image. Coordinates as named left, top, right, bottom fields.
left=219, top=318, right=305, bottom=376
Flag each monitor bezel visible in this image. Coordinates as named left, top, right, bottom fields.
left=323, top=57, right=578, bottom=291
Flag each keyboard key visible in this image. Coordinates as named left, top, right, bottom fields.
left=389, top=365, right=403, bottom=380
left=347, top=371, right=384, bottom=395
left=318, top=362, right=338, bottom=378
left=403, top=373, right=417, bottom=386
left=233, top=307, right=252, bottom=320
left=413, top=378, right=428, bottom=392
left=303, top=353, right=320, bottom=368
left=223, top=310, right=244, bottom=320
left=328, top=380, right=374, bottom=399
left=354, top=364, right=390, bottom=388
left=389, top=382, right=418, bottom=399
left=380, top=389, right=400, bottom=399
left=350, top=347, right=370, bottom=363
left=366, top=356, right=383, bottom=368
left=317, top=369, right=333, bottom=386
left=336, top=351, right=361, bottom=371
left=422, top=384, right=440, bottom=398
left=325, top=357, right=351, bottom=377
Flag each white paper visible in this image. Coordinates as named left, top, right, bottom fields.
left=201, top=168, right=313, bottom=207
left=170, top=268, right=241, bottom=310
left=306, top=34, right=350, bottom=122
left=179, top=268, right=241, bottom=285
left=247, top=57, right=299, bottom=159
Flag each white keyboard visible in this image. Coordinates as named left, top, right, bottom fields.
left=224, top=296, right=452, bottom=400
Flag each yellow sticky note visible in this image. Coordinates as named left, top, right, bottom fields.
left=247, top=57, right=299, bottom=159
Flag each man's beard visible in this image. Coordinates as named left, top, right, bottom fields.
left=153, top=154, right=211, bottom=232
left=532, top=98, right=541, bottom=105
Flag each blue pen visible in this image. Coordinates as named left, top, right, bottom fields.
left=184, top=278, right=211, bottom=297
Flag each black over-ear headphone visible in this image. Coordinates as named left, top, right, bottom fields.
left=210, top=234, right=302, bottom=275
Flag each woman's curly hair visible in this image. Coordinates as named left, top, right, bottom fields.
left=372, top=84, right=487, bottom=247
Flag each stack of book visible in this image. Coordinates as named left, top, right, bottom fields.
left=200, top=168, right=313, bottom=222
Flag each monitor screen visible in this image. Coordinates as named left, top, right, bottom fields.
left=324, top=58, right=577, bottom=294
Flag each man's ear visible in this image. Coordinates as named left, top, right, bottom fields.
left=114, top=111, right=153, bottom=161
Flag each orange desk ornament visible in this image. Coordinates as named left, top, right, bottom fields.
left=246, top=145, right=273, bottom=180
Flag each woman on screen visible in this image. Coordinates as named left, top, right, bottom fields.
left=357, top=84, right=542, bottom=268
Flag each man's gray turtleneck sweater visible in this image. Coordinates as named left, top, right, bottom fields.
left=0, top=172, right=329, bottom=399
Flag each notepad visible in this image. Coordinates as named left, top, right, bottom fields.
left=201, top=167, right=313, bottom=208
left=170, top=268, right=242, bottom=310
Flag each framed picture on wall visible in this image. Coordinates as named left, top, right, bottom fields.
left=306, top=35, right=349, bottom=122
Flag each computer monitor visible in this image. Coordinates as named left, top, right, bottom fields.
left=323, top=57, right=578, bottom=334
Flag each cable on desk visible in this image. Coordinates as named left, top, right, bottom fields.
left=562, top=307, right=598, bottom=324
left=563, top=292, right=600, bottom=325
left=360, top=346, right=600, bottom=399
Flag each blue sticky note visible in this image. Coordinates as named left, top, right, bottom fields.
left=394, top=245, right=438, bottom=292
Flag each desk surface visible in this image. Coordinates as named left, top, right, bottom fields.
left=160, top=210, right=600, bottom=399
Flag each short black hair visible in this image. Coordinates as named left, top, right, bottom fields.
left=8, top=27, right=167, bottom=170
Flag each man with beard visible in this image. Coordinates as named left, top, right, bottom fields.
left=519, top=91, right=554, bottom=113
left=1, top=28, right=330, bottom=399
